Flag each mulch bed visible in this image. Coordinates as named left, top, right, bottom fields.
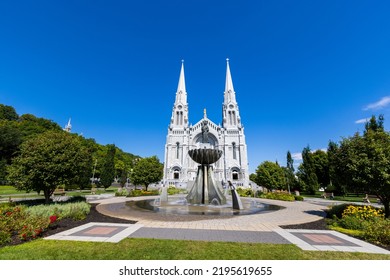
left=2, top=204, right=136, bottom=248
left=280, top=218, right=328, bottom=230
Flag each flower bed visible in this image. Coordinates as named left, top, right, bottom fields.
left=0, top=202, right=90, bottom=247
left=327, top=204, right=390, bottom=249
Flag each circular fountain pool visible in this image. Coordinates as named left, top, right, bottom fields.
left=127, top=196, right=283, bottom=216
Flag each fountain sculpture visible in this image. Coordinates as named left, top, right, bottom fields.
left=186, top=120, right=227, bottom=205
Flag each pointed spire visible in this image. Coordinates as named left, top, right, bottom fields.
left=225, top=58, right=235, bottom=94
left=177, top=60, right=186, bottom=93
left=64, top=118, right=72, bottom=132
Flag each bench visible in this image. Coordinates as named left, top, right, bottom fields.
left=53, top=188, right=65, bottom=196
left=321, top=192, right=334, bottom=199
left=363, top=195, right=382, bottom=204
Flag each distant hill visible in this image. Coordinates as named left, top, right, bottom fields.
left=0, top=103, right=140, bottom=185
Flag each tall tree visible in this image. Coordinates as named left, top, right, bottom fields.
left=100, top=144, right=116, bottom=188
left=285, top=151, right=297, bottom=192
left=297, top=146, right=319, bottom=194
left=327, top=140, right=348, bottom=195
left=7, top=131, right=92, bottom=203
left=130, top=156, right=163, bottom=191
left=311, top=150, right=330, bottom=188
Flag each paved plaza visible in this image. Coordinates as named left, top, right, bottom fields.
left=44, top=196, right=390, bottom=255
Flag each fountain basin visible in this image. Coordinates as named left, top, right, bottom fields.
left=129, top=197, right=282, bottom=216
left=188, top=148, right=222, bottom=164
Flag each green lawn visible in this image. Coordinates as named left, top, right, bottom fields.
left=0, top=238, right=389, bottom=260
left=0, top=185, right=29, bottom=196
left=302, top=192, right=369, bottom=203
left=0, top=185, right=118, bottom=200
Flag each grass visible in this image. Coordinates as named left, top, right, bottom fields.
left=302, top=192, right=369, bottom=203
left=0, top=185, right=119, bottom=200
left=0, top=238, right=389, bottom=260
left=0, top=185, right=30, bottom=196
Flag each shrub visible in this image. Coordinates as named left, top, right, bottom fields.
left=25, top=202, right=91, bottom=221
left=0, top=204, right=51, bottom=245
left=127, top=189, right=159, bottom=197
left=337, top=215, right=367, bottom=230
left=327, top=203, right=390, bottom=247
left=260, top=192, right=295, bottom=201
left=342, top=205, right=384, bottom=220
left=115, top=189, right=128, bottom=196
left=326, top=203, right=355, bottom=219
left=363, top=218, right=390, bottom=246
left=294, top=195, right=304, bottom=201
left=167, top=186, right=184, bottom=195
left=236, top=187, right=254, bottom=197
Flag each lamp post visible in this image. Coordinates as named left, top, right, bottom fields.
left=91, top=159, right=97, bottom=194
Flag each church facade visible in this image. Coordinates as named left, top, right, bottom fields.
left=163, top=60, right=249, bottom=188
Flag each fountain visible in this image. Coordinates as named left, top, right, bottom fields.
left=186, top=120, right=227, bottom=205
left=124, top=120, right=282, bottom=217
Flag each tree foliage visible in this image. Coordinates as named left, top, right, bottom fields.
left=327, top=115, right=390, bottom=217
left=7, top=131, right=93, bottom=203
left=0, top=104, right=19, bottom=121
left=130, top=156, right=163, bottom=191
left=285, top=151, right=297, bottom=192
left=311, top=149, right=330, bottom=188
left=255, top=161, right=286, bottom=190
left=297, top=146, right=319, bottom=194
left=0, top=103, right=140, bottom=188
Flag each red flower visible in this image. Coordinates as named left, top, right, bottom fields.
left=49, top=215, right=57, bottom=224
left=6, top=211, right=12, bottom=216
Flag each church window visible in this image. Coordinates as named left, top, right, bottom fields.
left=232, top=142, right=236, bottom=159
left=176, top=142, right=180, bottom=159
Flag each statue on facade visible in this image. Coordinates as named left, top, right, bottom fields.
left=201, top=120, right=209, bottom=143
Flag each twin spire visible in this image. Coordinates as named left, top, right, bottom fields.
left=176, top=58, right=235, bottom=98
left=172, top=59, right=239, bottom=128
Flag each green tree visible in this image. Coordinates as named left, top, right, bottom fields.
left=285, top=151, right=297, bottom=192
left=311, top=149, right=330, bottom=188
left=249, top=173, right=257, bottom=183
left=329, top=115, right=390, bottom=217
left=100, top=144, right=116, bottom=188
left=255, top=161, right=286, bottom=190
left=297, top=146, right=319, bottom=194
left=0, top=104, right=18, bottom=121
left=7, top=131, right=92, bottom=203
left=18, top=114, right=62, bottom=140
left=0, top=120, right=22, bottom=163
left=130, top=156, right=163, bottom=191
left=327, top=140, right=348, bottom=195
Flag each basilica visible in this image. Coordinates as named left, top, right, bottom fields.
left=163, top=59, right=249, bottom=188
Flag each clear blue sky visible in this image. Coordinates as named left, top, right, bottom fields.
left=1, top=0, right=390, bottom=173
